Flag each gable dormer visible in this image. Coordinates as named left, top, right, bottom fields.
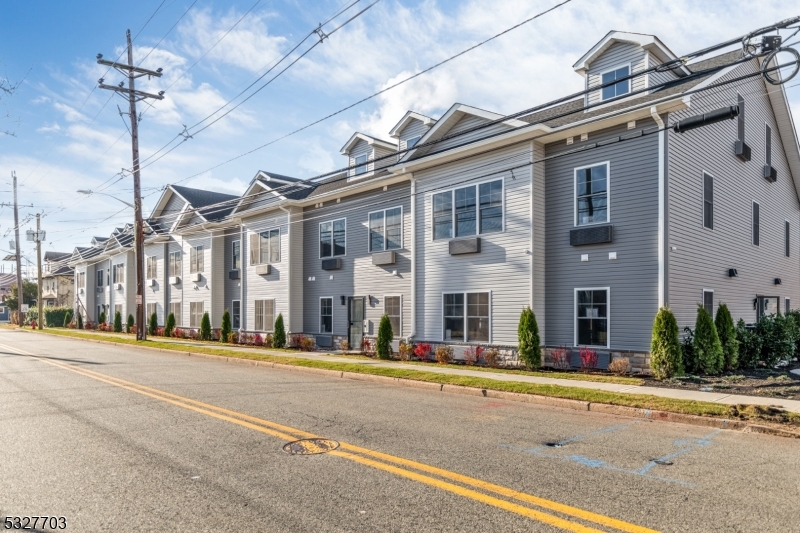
left=340, top=133, right=397, bottom=181
left=573, top=31, right=689, bottom=108
left=389, top=111, right=437, bottom=151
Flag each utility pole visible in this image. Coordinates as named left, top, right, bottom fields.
left=35, top=214, right=43, bottom=329
left=12, top=172, right=23, bottom=326
left=96, top=30, right=164, bottom=341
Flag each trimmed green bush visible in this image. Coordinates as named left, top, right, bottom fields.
left=517, top=307, right=541, bottom=369
left=77, top=313, right=83, bottom=330
left=273, top=313, right=286, bottom=348
left=714, top=303, right=739, bottom=371
left=693, top=305, right=723, bottom=375
left=165, top=312, right=176, bottom=337
left=220, top=309, right=232, bottom=343
left=736, top=319, right=762, bottom=369
left=113, top=311, right=123, bottom=333
left=682, top=327, right=697, bottom=374
left=200, top=312, right=211, bottom=341
left=756, top=313, right=797, bottom=367
left=127, top=314, right=135, bottom=333
left=649, top=307, right=683, bottom=379
left=787, top=310, right=800, bottom=357
left=376, top=314, right=393, bottom=359
left=26, top=306, right=73, bottom=328
left=149, top=312, right=158, bottom=336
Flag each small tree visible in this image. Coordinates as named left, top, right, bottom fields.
left=200, top=312, right=212, bottom=341
left=113, top=311, right=123, bottom=333
left=693, top=305, right=723, bottom=375
left=149, top=312, right=158, bottom=336
left=736, top=319, right=762, bottom=369
left=99, top=311, right=107, bottom=325
left=165, top=312, right=176, bottom=337
left=127, top=314, right=135, bottom=333
left=273, top=313, right=286, bottom=348
left=714, top=303, right=739, bottom=371
left=517, top=307, right=541, bottom=369
left=63, top=310, right=73, bottom=328
left=376, top=314, right=394, bottom=359
left=649, top=307, right=683, bottom=379
left=220, top=309, right=232, bottom=343
left=77, top=313, right=84, bottom=330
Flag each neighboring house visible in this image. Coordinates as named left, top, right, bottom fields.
left=42, top=251, right=74, bottom=307
left=69, top=30, right=800, bottom=372
left=0, top=272, right=16, bottom=322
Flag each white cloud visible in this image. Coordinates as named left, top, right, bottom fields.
left=297, top=137, right=336, bottom=174
left=36, top=122, right=61, bottom=133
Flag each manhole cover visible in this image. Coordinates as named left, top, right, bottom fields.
left=282, top=438, right=340, bottom=455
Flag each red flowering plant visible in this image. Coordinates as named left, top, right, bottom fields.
left=254, top=333, right=264, bottom=347
left=579, top=346, right=598, bottom=372
left=552, top=346, right=571, bottom=370
left=414, top=342, right=432, bottom=361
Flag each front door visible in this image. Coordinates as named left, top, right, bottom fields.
left=348, top=297, right=365, bottom=350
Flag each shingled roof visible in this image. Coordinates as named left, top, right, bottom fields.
left=172, top=185, right=240, bottom=222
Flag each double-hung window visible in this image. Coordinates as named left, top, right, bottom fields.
left=369, top=207, right=402, bottom=252
left=249, top=229, right=280, bottom=265
left=703, top=290, right=714, bottom=318
left=231, top=300, right=240, bottom=329
left=432, top=179, right=504, bottom=240
left=96, top=269, right=103, bottom=288
left=354, top=155, right=368, bottom=175
left=443, top=292, right=490, bottom=342
left=254, top=299, right=274, bottom=332
left=146, top=256, right=157, bottom=279
left=169, top=251, right=181, bottom=277
left=146, top=303, right=157, bottom=320
left=384, top=296, right=401, bottom=336
left=601, top=65, right=630, bottom=100
left=576, top=289, right=608, bottom=347
left=113, top=264, right=125, bottom=284
left=77, top=272, right=85, bottom=290
left=189, top=302, right=204, bottom=328
left=576, top=163, right=609, bottom=226
left=189, top=245, right=204, bottom=273
left=703, top=173, right=714, bottom=230
left=114, top=304, right=122, bottom=319
left=169, top=302, right=181, bottom=326
left=320, top=298, right=333, bottom=333
left=406, top=136, right=421, bottom=149
left=232, top=240, right=241, bottom=270
left=752, top=202, right=760, bottom=246
left=786, top=221, right=790, bottom=257
left=320, top=219, right=346, bottom=257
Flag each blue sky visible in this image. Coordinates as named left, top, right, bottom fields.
left=0, top=0, right=798, bottom=264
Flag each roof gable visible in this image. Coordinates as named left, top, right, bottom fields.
left=388, top=111, right=437, bottom=138
left=340, top=132, right=396, bottom=155
left=573, top=30, right=689, bottom=77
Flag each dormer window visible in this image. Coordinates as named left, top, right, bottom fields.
left=354, top=155, right=368, bottom=175
left=406, top=136, right=421, bottom=149
left=601, top=65, right=630, bottom=100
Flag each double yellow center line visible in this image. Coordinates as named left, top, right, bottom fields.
left=3, top=343, right=659, bottom=533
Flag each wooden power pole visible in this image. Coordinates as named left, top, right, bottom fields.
left=96, top=30, right=164, bottom=341
left=12, top=171, right=23, bottom=325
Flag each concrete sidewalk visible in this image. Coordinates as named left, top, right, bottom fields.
left=34, top=329, right=800, bottom=414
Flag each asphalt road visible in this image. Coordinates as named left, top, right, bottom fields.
left=1, top=330, right=798, bottom=532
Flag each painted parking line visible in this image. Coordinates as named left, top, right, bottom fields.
left=1, top=342, right=659, bottom=533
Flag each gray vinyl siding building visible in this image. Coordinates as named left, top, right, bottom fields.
left=544, top=119, right=661, bottom=352
left=666, top=57, right=800, bottom=329
left=585, top=42, right=648, bottom=106
left=143, top=242, right=167, bottom=326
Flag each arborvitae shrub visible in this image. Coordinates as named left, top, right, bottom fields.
left=99, top=311, right=106, bottom=325
left=517, top=307, right=541, bottom=369
left=376, top=314, right=393, bottom=359
left=220, top=309, right=232, bottom=343
left=200, top=312, right=211, bottom=341
left=273, top=313, right=286, bottom=348
left=649, top=307, right=682, bottom=379
left=127, top=314, right=135, bottom=333
left=165, top=313, right=176, bottom=337
left=149, top=312, right=158, bottom=336
left=693, top=305, right=723, bottom=375
left=714, top=303, right=739, bottom=371
left=113, top=311, right=123, bottom=333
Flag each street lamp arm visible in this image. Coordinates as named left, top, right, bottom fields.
left=77, top=189, right=134, bottom=209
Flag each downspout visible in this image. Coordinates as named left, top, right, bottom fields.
left=279, top=206, right=291, bottom=334
left=409, top=173, right=416, bottom=340
left=651, top=106, right=666, bottom=309
left=239, top=218, right=244, bottom=334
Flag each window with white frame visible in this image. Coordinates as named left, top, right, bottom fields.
left=786, top=221, right=790, bottom=257
left=254, top=299, right=274, bottom=332
left=406, top=136, right=421, bottom=149
left=786, top=298, right=791, bottom=314
left=384, top=296, right=401, bottom=336
left=703, top=290, right=714, bottom=317
left=576, top=163, right=608, bottom=226
left=249, top=229, right=280, bottom=265
left=354, top=155, right=368, bottom=175
left=752, top=202, right=760, bottom=246
left=77, top=272, right=85, bottom=289
left=114, top=304, right=122, bottom=320
left=113, top=264, right=125, bottom=284
left=231, top=300, right=240, bottom=329
left=703, top=173, right=714, bottom=230
left=146, top=303, right=157, bottom=320
left=576, top=289, right=608, bottom=347
left=320, top=219, right=346, bottom=257
left=432, top=179, right=503, bottom=240
left=146, top=256, right=157, bottom=279
left=189, top=302, right=204, bottom=328
left=96, top=269, right=104, bottom=287
left=232, top=240, right=241, bottom=270
left=601, top=65, right=630, bottom=100
left=369, top=207, right=402, bottom=252
left=320, top=298, right=332, bottom=333
left=443, top=292, right=490, bottom=342
left=169, top=251, right=181, bottom=277
left=189, top=245, right=204, bottom=273
left=169, top=302, right=181, bottom=326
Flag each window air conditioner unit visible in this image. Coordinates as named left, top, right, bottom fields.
left=734, top=140, right=751, bottom=162
left=763, top=165, right=777, bottom=182
left=115, top=283, right=123, bottom=290
left=321, top=258, right=341, bottom=270
left=96, top=287, right=103, bottom=293
left=228, top=270, right=240, bottom=280
left=147, top=278, right=156, bottom=287
left=190, top=272, right=202, bottom=282
left=255, top=264, right=271, bottom=276
left=169, top=276, right=180, bottom=285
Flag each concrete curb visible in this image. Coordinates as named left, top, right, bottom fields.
left=23, top=330, right=800, bottom=439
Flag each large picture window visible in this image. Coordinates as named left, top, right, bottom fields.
left=443, top=292, right=490, bottom=342
left=320, top=297, right=333, bottom=333
left=432, top=179, right=503, bottom=240
left=254, top=299, right=274, bottom=332
left=369, top=207, right=402, bottom=252
left=189, top=245, right=204, bottom=273
left=320, top=219, right=346, bottom=258
left=575, top=163, right=608, bottom=226
left=249, top=228, right=280, bottom=265
left=576, top=289, right=608, bottom=347
left=384, top=296, right=401, bottom=336
left=601, top=65, right=630, bottom=100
